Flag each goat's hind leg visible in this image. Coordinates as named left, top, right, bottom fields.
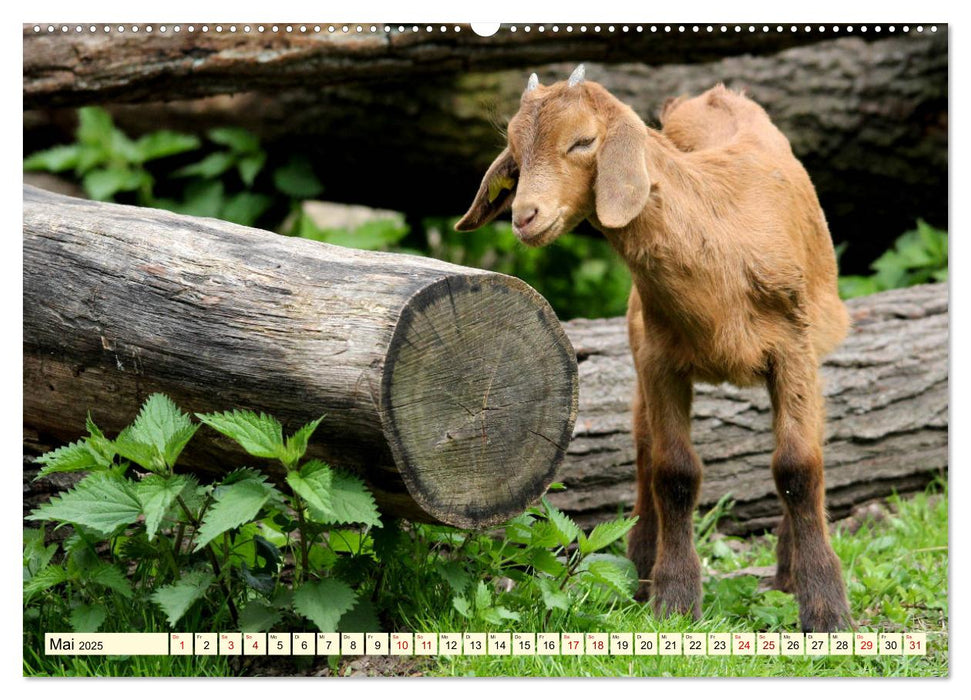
left=767, top=349, right=852, bottom=632
left=773, top=513, right=795, bottom=593
left=628, top=384, right=658, bottom=601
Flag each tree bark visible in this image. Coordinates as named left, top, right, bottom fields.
left=554, top=283, right=948, bottom=534
left=23, top=23, right=870, bottom=109
left=26, top=32, right=945, bottom=271
left=22, top=185, right=579, bottom=529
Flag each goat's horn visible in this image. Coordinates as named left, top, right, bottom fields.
left=525, top=73, right=539, bottom=93
left=568, top=64, right=586, bottom=87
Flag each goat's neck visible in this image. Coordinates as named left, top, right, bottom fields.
left=599, top=129, right=723, bottom=290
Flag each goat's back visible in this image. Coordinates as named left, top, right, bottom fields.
left=660, top=84, right=791, bottom=155
left=659, top=85, right=849, bottom=359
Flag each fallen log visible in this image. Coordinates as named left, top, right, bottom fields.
left=22, top=185, right=579, bottom=528
left=554, top=283, right=948, bottom=534
left=22, top=22, right=868, bottom=109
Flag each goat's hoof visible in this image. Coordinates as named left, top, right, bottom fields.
left=798, top=590, right=854, bottom=632
left=650, top=571, right=702, bottom=620
left=799, top=606, right=854, bottom=633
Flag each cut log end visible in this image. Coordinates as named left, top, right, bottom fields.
left=382, top=274, right=579, bottom=528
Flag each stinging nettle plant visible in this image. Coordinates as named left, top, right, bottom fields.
left=25, top=393, right=380, bottom=635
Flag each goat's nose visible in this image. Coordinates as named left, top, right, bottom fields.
left=513, top=206, right=539, bottom=231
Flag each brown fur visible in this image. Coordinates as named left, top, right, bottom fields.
left=457, top=74, right=852, bottom=632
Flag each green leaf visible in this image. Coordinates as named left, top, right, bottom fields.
left=114, top=429, right=163, bottom=472
left=239, top=600, right=282, bottom=632
left=537, top=578, right=570, bottom=612
left=452, top=595, right=471, bottom=619
left=221, top=191, right=273, bottom=227
left=34, top=440, right=101, bottom=479
left=273, top=155, right=323, bottom=198
left=338, top=598, right=381, bottom=633
left=307, top=470, right=381, bottom=527
left=581, top=556, right=638, bottom=599
left=286, top=460, right=333, bottom=515
left=23, top=144, right=81, bottom=172
left=237, top=152, right=267, bottom=187
left=151, top=571, right=214, bottom=627
left=435, top=561, right=471, bottom=594
left=193, top=471, right=275, bottom=550
left=75, top=143, right=106, bottom=174
left=175, top=179, right=225, bottom=218
left=70, top=603, right=107, bottom=632
left=196, top=410, right=285, bottom=461
left=208, top=127, right=260, bottom=154
left=82, top=167, right=148, bottom=201
left=527, top=547, right=566, bottom=577
left=503, top=514, right=535, bottom=545
left=23, top=564, right=69, bottom=601
left=23, top=528, right=58, bottom=578
left=283, top=415, right=325, bottom=468
left=86, top=562, right=133, bottom=598
left=172, top=151, right=237, bottom=179
left=115, top=394, right=198, bottom=473
left=473, top=580, right=492, bottom=610
left=129, top=394, right=197, bottom=464
left=77, top=107, right=115, bottom=148
left=86, top=413, right=105, bottom=440
left=311, top=219, right=410, bottom=251
left=544, top=499, right=581, bottom=548
left=292, top=579, right=357, bottom=632
left=26, top=473, right=142, bottom=537
left=480, top=605, right=520, bottom=625
left=838, top=275, right=880, bottom=299
left=136, top=474, right=192, bottom=541
left=134, top=131, right=201, bottom=162
left=579, top=516, right=638, bottom=555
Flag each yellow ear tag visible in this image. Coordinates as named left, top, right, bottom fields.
left=487, top=175, right=516, bottom=203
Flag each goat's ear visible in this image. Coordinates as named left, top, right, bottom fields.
left=595, top=119, right=651, bottom=229
left=455, top=148, right=518, bottom=231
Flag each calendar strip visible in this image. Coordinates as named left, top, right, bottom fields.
left=43, top=632, right=929, bottom=657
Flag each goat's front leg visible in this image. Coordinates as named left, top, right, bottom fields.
left=767, top=349, right=852, bottom=632
left=645, top=367, right=703, bottom=619
left=628, top=385, right=658, bottom=601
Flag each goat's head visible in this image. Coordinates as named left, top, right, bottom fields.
left=455, top=65, right=652, bottom=245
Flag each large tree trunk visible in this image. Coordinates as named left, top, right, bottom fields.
left=553, top=283, right=948, bottom=534
left=22, top=186, right=578, bottom=528
left=25, top=32, right=946, bottom=272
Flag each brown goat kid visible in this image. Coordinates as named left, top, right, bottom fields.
left=456, top=66, right=852, bottom=632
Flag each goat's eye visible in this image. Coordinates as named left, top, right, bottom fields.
left=568, top=136, right=596, bottom=153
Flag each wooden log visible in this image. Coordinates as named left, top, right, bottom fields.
left=22, top=185, right=579, bottom=528
left=22, top=23, right=867, bottom=109
left=553, top=283, right=948, bottom=534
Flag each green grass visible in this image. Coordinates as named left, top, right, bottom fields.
left=418, top=486, right=949, bottom=678
left=24, top=484, right=947, bottom=677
